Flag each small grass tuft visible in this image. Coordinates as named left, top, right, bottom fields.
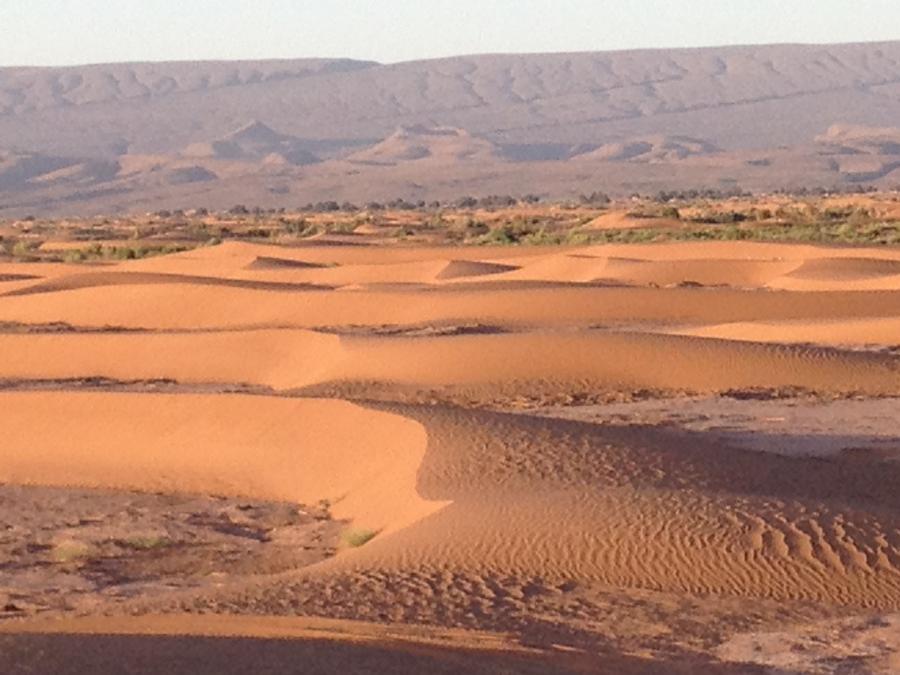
left=51, top=540, right=93, bottom=563
left=341, top=528, right=378, bottom=548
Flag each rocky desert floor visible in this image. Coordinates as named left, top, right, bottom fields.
left=1, top=231, right=899, bottom=673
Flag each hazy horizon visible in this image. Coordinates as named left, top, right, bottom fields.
left=5, top=37, right=900, bottom=70
left=3, top=0, right=899, bottom=68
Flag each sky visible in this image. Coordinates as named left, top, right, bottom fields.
left=2, top=1, right=899, bottom=67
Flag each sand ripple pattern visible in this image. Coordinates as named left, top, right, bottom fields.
left=301, top=405, right=900, bottom=609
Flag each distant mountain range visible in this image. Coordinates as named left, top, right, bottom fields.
left=4, top=42, right=900, bottom=215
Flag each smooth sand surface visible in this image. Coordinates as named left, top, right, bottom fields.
left=0, top=393, right=442, bottom=534
left=665, top=316, right=900, bottom=347
left=1, top=329, right=897, bottom=394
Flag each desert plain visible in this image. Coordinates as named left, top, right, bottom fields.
left=1, top=199, right=900, bottom=674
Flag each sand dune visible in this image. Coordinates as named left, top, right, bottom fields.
left=138, top=240, right=540, bottom=269
left=0, top=616, right=591, bottom=675
left=168, top=404, right=900, bottom=610
left=787, top=257, right=900, bottom=280
left=5, top=392, right=899, bottom=610
left=3, top=238, right=900, bottom=671
left=4, top=270, right=331, bottom=296
left=1, top=328, right=897, bottom=396
left=244, top=255, right=330, bottom=270
left=596, top=256, right=799, bottom=288
left=0, top=392, right=443, bottom=534
left=435, top=260, right=520, bottom=280
left=2, top=281, right=900, bottom=332
left=102, top=241, right=900, bottom=293
left=666, top=317, right=900, bottom=348
left=49, top=241, right=898, bottom=295
left=769, top=257, right=900, bottom=291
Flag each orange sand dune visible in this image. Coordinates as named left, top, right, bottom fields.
left=0, top=392, right=443, bottom=534
left=666, top=317, right=900, bottom=348
left=332, top=332, right=900, bottom=395
left=580, top=240, right=900, bottom=263
left=2, top=283, right=900, bottom=332
left=117, top=240, right=900, bottom=291
left=0, top=615, right=591, bottom=675
left=451, top=253, right=799, bottom=288
left=10, top=253, right=897, bottom=294
left=435, top=260, right=520, bottom=280
left=3, top=242, right=900, bottom=336
left=0, top=614, right=525, bottom=652
left=786, top=257, right=900, bottom=280
left=769, top=257, right=900, bottom=291
left=244, top=255, right=330, bottom=270
left=0, top=329, right=343, bottom=389
left=593, top=256, right=798, bottom=287
left=131, top=240, right=547, bottom=272
left=252, top=403, right=900, bottom=608
left=4, top=392, right=900, bottom=609
left=0, top=262, right=74, bottom=279
left=122, top=250, right=525, bottom=287
left=1, top=329, right=897, bottom=395
left=3, top=238, right=900, bottom=669
left=3, top=270, right=331, bottom=296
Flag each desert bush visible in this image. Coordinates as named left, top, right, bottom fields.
left=282, top=219, right=319, bottom=237
left=62, top=243, right=189, bottom=263
left=342, top=529, right=378, bottom=548
left=52, top=539, right=93, bottom=562
left=321, top=221, right=357, bottom=234
left=627, top=205, right=681, bottom=220
left=688, top=210, right=748, bottom=224
left=579, top=191, right=611, bottom=206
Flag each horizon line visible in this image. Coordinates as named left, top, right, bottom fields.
left=2, top=37, right=897, bottom=70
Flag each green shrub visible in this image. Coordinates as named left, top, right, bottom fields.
left=342, top=529, right=378, bottom=548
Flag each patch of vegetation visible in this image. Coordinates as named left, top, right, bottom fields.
left=685, top=210, right=749, bottom=224
left=51, top=540, right=93, bottom=563
left=588, top=221, right=900, bottom=245
left=626, top=205, right=681, bottom=220
left=475, top=222, right=537, bottom=245
left=472, top=219, right=584, bottom=245
left=463, top=217, right=900, bottom=247
left=341, top=528, right=378, bottom=548
left=62, top=243, right=191, bottom=263
left=469, top=223, right=592, bottom=246
left=280, top=218, right=320, bottom=237
left=320, top=221, right=358, bottom=234
left=3, top=239, right=43, bottom=261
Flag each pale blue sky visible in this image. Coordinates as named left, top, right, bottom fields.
left=2, top=1, right=899, bottom=67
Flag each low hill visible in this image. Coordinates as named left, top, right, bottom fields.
left=183, top=121, right=320, bottom=166
left=573, top=135, right=719, bottom=163
left=346, top=126, right=501, bottom=165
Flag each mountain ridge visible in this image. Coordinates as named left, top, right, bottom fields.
left=5, top=42, right=900, bottom=214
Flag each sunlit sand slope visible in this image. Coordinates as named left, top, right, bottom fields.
left=4, top=392, right=898, bottom=609
left=253, top=404, right=900, bottom=609
left=0, top=393, right=442, bottom=533
left=1, top=329, right=897, bottom=395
